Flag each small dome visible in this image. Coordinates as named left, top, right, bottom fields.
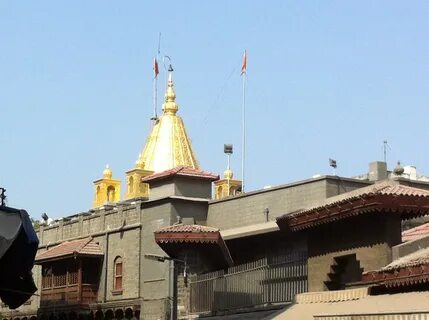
left=224, top=169, right=233, bottom=179
left=103, top=164, right=112, bottom=179
left=135, top=153, right=145, bottom=169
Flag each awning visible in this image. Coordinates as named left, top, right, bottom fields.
left=277, top=181, right=429, bottom=231
left=0, top=206, right=39, bottom=309
left=155, top=224, right=233, bottom=268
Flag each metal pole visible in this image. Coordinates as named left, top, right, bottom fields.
left=227, top=154, right=231, bottom=195
left=153, top=76, right=158, bottom=120
left=241, top=73, right=246, bottom=192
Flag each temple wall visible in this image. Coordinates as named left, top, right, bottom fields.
left=208, top=177, right=370, bottom=230
left=307, top=213, right=402, bottom=292
left=140, top=202, right=174, bottom=320
left=174, top=177, right=212, bottom=199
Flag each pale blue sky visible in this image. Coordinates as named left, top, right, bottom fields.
left=1, top=1, right=428, bottom=219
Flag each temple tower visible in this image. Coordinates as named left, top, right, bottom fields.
left=214, top=169, right=242, bottom=200
left=139, top=67, right=199, bottom=173
left=124, top=154, right=153, bottom=200
left=92, top=165, right=121, bottom=208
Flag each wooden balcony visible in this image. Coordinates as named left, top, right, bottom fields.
left=40, top=283, right=98, bottom=306
left=40, top=258, right=101, bottom=307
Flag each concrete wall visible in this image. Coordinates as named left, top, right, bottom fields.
left=207, top=178, right=327, bottom=230
left=208, top=177, right=370, bottom=230
left=148, top=181, right=176, bottom=200
left=140, top=202, right=174, bottom=320
left=171, top=200, right=208, bottom=225
left=174, top=177, right=212, bottom=199
left=307, top=213, right=402, bottom=292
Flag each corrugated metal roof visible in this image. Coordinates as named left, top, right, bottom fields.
left=271, top=291, right=429, bottom=320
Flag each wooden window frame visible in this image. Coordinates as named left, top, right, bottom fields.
left=112, top=256, right=123, bottom=294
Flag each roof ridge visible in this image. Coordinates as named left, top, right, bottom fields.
left=76, top=237, right=93, bottom=253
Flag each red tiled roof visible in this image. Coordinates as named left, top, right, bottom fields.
left=362, top=247, right=429, bottom=288
left=35, top=238, right=103, bottom=263
left=402, top=223, right=429, bottom=242
left=142, top=166, right=219, bottom=183
left=154, top=224, right=233, bottom=267
left=383, top=247, right=429, bottom=271
left=154, top=224, right=220, bottom=244
left=156, top=224, right=219, bottom=234
left=277, top=181, right=429, bottom=231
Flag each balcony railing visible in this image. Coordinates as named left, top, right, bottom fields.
left=40, top=283, right=98, bottom=306
left=189, top=251, right=308, bottom=314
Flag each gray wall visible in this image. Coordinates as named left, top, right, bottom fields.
left=174, top=177, right=212, bottom=199
left=207, top=177, right=371, bottom=230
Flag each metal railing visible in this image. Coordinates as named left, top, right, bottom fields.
left=190, top=251, right=307, bottom=313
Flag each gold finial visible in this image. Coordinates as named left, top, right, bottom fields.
left=135, top=153, right=145, bottom=169
left=162, top=65, right=179, bottom=115
left=103, top=164, right=112, bottom=179
left=224, top=169, right=233, bottom=180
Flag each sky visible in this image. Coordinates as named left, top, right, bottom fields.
left=1, top=1, right=428, bottom=219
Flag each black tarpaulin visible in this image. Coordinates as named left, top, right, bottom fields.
left=0, top=206, right=39, bottom=309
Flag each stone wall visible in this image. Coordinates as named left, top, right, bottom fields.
left=208, top=177, right=370, bottom=230
left=307, top=213, right=402, bottom=292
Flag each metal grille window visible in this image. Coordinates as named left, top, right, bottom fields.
left=114, top=257, right=123, bottom=291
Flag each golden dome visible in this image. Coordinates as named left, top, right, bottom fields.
left=139, top=68, right=199, bottom=173
left=103, top=165, right=112, bottom=179
left=224, top=169, right=233, bottom=180
left=135, top=153, right=145, bottom=169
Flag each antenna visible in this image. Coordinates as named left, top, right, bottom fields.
left=383, top=140, right=391, bottom=163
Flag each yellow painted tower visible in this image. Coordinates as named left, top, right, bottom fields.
left=93, top=165, right=121, bottom=208
left=124, top=153, right=153, bottom=200
left=139, top=67, right=199, bottom=173
left=214, top=169, right=242, bottom=200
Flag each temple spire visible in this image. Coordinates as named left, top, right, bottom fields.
left=139, top=64, right=199, bottom=173
left=162, top=65, right=178, bottom=115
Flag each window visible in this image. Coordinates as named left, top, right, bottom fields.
left=113, top=256, right=123, bottom=291
left=128, top=176, right=134, bottom=194
left=107, top=186, right=116, bottom=202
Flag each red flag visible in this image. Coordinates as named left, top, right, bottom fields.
left=153, top=58, right=159, bottom=78
left=241, top=50, right=247, bottom=75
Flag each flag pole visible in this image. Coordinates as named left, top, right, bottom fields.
left=152, top=65, right=158, bottom=120
left=241, top=50, right=247, bottom=192
left=152, top=33, right=161, bottom=122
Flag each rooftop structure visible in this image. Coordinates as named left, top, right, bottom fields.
left=139, top=69, right=199, bottom=173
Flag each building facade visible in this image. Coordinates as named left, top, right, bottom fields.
left=2, top=68, right=429, bottom=320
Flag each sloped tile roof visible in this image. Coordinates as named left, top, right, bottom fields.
left=382, top=247, right=429, bottom=270
left=277, top=181, right=429, bottom=231
left=155, top=224, right=219, bottom=234
left=402, top=222, right=429, bottom=242
left=35, top=237, right=103, bottom=262
left=362, top=247, right=429, bottom=288
left=154, top=224, right=233, bottom=267
left=142, top=166, right=219, bottom=183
